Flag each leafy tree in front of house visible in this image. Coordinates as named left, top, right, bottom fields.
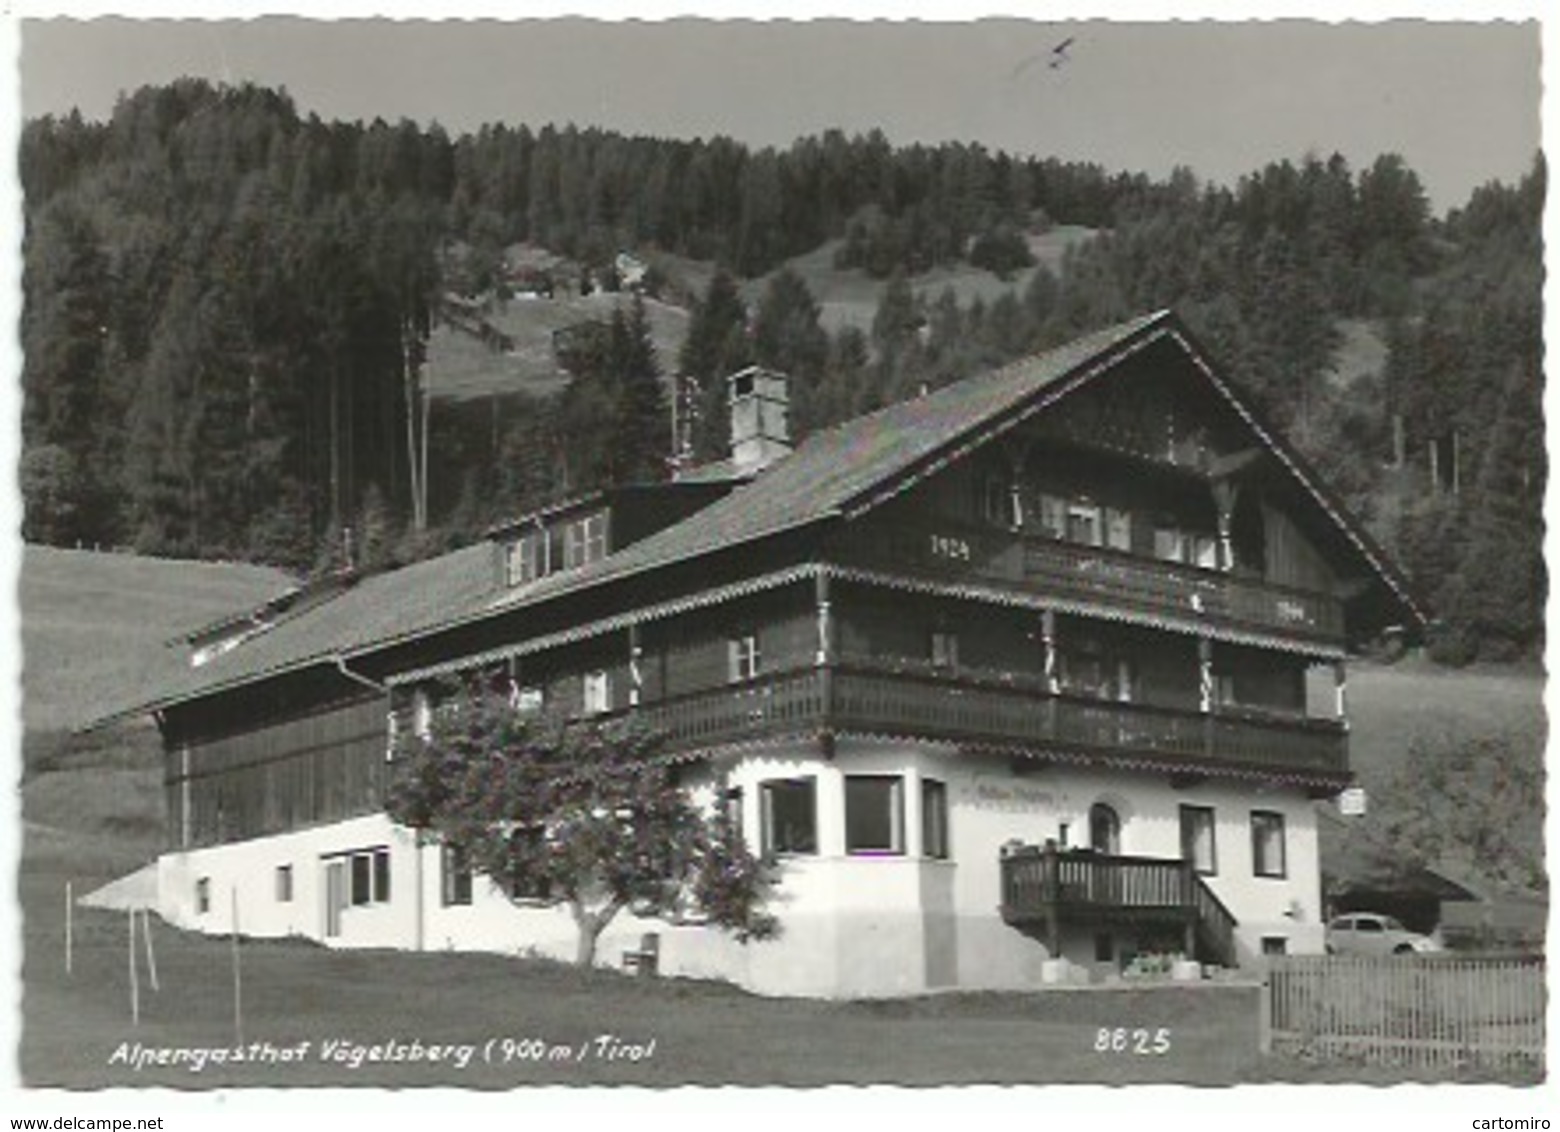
left=385, top=686, right=777, bottom=966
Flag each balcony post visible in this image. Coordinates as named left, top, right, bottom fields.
left=1042, top=838, right=1061, bottom=956
left=1198, top=637, right=1214, bottom=756
left=816, top=571, right=834, bottom=748
left=1041, top=609, right=1059, bottom=694
left=1333, top=659, right=1349, bottom=730
left=814, top=570, right=834, bottom=665
left=1212, top=480, right=1239, bottom=573
left=628, top=622, right=643, bottom=709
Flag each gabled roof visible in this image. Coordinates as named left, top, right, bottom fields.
left=480, top=309, right=1173, bottom=615
left=104, top=308, right=1422, bottom=721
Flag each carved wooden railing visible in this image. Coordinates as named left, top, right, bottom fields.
left=836, top=519, right=1345, bottom=643
left=999, top=845, right=1239, bottom=967
left=631, top=662, right=1348, bottom=778
left=1022, top=537, right=1344, bottom=641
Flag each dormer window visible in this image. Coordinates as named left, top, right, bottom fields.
left=505, top=510, right=608, bottom=587
left=506, top=530, right=548, bottom=586
left=563, top=513, right=608, bottom=569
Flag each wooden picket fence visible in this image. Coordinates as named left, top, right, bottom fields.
left=1262, top=954, right=1545, bottom=1073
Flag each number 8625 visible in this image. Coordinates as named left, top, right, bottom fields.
left=1094, top=1027, right=1171, bottom=1054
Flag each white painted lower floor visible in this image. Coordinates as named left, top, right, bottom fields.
left=153, top=739, right=1328, bottom=998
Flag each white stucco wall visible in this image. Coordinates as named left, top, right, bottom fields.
left=154, top=738, right=1326, bottom=997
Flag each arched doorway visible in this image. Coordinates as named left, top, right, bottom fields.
left=1089, top=802, right=1121, bottom=856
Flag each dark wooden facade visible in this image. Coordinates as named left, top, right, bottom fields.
left=161, top=328, right=1370, bottom=852
left=162, top=673, right=387, bottom=850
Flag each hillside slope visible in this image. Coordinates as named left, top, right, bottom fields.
left=20, top=546, right=293, bottom=732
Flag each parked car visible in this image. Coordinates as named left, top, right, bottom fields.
left=1325, top=912, right=1443, bottom=956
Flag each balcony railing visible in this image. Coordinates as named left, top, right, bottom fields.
left=838, top=522, right=1344, bottom=643
left=634, top=662, right=1348, bottom=779
left=1022, top=537, right=1344, bottom=642
left=999, top=844, right=1239, bottom=967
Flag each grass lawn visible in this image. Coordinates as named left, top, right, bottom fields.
left=20, top=871, right=1263, bottom=1088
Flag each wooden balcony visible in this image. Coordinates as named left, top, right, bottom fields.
left=836, top=522, right=1344, bottom=645
left=1021, top=537, right=1344, bottom=643
left=999, top=844, right=1239, bottom=967
left=634, top=662, right=1348, bottom=781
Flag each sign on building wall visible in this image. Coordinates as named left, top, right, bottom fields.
left=1338, top=786, right=1367, bottom=816
left=961, top=778, right=1056, bottom=811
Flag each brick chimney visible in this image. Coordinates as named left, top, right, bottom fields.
left=728, top=365, right=791, bottom=473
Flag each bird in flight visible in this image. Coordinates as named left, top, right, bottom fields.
left=1009, top=36, right=1078, bottom=79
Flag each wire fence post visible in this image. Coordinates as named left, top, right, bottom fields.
left=140, top=907, right=160, bottom=993
left=65, top=882, right=73, bottom=977
left=231, top=886, right=243, bottom=1046
left=127, top=907, right=140, bottom=1027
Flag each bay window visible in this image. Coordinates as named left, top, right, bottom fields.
left=845, top=775, right=905, bottom=855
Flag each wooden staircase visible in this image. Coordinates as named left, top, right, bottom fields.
left=999, top=844, right=1239, bottom=969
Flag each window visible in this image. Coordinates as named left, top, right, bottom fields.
left=275, top=865, right=293, bottom=903
left=982, top=475, right=1012, bottom=527
left=1037, top=493, right=1068, bottom=539
left=922, top=778, right=949, bottom=860
left=1179, top=805, right=1218, bottom=876
left=723, top=787, right=744, bottom=835
left=1105, top=507, right=1132, bottom=551
left=1261, top=936, right=1288, bottom=956
left=1251, top=811, right=1287, bottom=878
left=1154, top=526, right=1186, bottom=563
left=506, top=531, right=546, bottom=586
left=508, top=826, right=553, bottom=901
left=442, top=843, right=474, bottom=906
left=1060, top=651, right=1134, bottom=702
left=563, top=513, right=608, bottom=569
left=346, top=847, right=391, bottom=906
left=1089, top=802, right=1121, bottom=855
left=728, top=635, right=761, bottom=682
left=582, top=671, right=611, bottom=715
left=1214, top=673, right=1237, bottom=708
left=929, top=631, right=959, bottom=669
left=845, top=775, right=905, bottom=855
left=1155, top=524, right=1218, bottom=568
left=195, top=877, right=210, bottom=915
left=510, top=684, right=544, bottom=713
left=412, top=688, right=433, bottom=741
left=760, top=778, right=817, bottom=856
left=1066, top=502, right=1102, bottom=546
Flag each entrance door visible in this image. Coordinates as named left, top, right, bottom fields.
left=1089, top=803, right=1121, bottom=854
left=324, top=860, right=347, bottom=938
left=1088, top=803, right=1122, bottom=904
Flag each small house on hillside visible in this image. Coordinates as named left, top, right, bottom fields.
left=103, top=309, right=1424, bottom=997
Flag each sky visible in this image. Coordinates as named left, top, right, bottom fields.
left=14, top=12, right=1544, bottom=214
